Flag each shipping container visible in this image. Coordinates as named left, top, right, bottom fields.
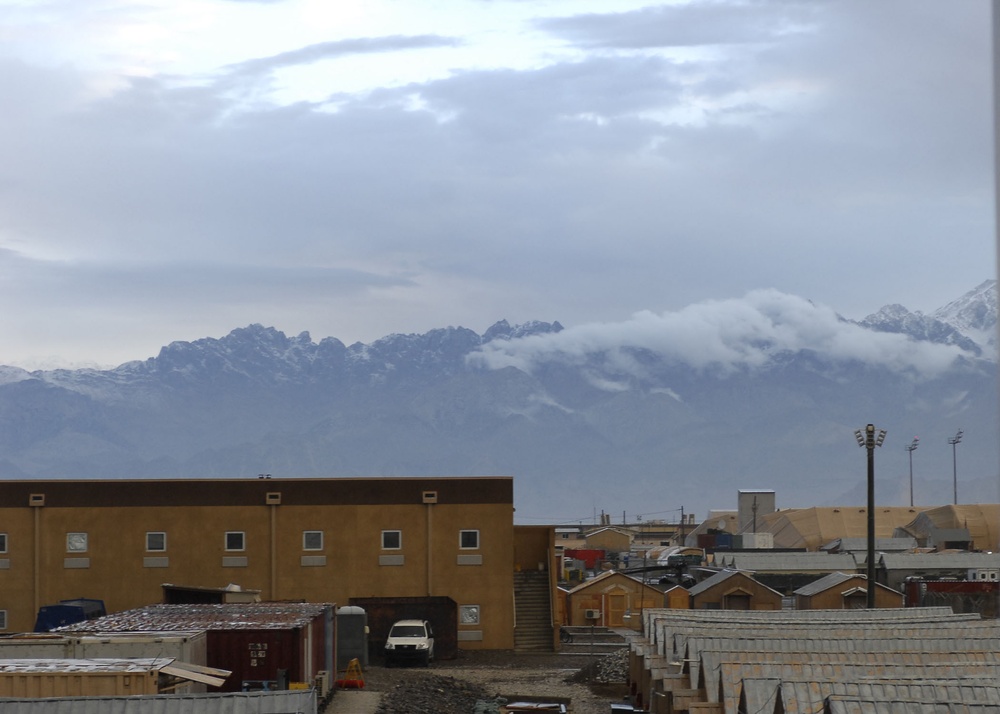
left=0, top=635, right=71, bottom=659
left=53, top=603, right=334, bottom=693
left=0, top=658, right=227, bottom=698
left=0, top=631, right=207, bottom=686
left=0, top=688, right=315, bottom=714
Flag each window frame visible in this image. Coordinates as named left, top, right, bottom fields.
left=0, top=533, right=7, bottom=553
left=459, top=604, right=481, bottom=625
left=66, top=532, right=88, bottom=553
left=224, top=531, right=246, bottom=552
left=302, top=530, right=324, bottom=551
left=381, top=530, right=402, bottom=550
left=459, top=529, right=480, bottom=550
left=145, top=531, right=167, bottom=552
left=0, top=610, right=7, bottom=630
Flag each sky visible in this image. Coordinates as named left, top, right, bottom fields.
left=0, top=0, right=994, bottom=369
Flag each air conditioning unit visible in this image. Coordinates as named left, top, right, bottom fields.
left=314, top=671, right=330, bottom=698
left=584, top=609, right=601, bottom=620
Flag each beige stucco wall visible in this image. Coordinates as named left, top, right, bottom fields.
left=0, top=478, right=517, bottom=649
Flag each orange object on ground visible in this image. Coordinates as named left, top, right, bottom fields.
left=335, top=658, right=365, bottom=689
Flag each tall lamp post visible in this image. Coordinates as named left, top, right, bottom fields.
left=948, top=429, right=963, bottom=505
left=905, top=437, right=919, bottom=507
left=855, top=424, right=886, bottom=608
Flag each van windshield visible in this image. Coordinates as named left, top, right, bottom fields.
left=390, top=625, right=426, bottom=637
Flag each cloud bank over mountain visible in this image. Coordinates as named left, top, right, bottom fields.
left=471, top=290, right=968, bottom=379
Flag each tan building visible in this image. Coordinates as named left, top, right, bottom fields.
left=688, top=570, right=782, bottom=610
left=793, top=571, right=903, bottom=610
left=0, top=477, right=532, bottom=650
left=564, top=571, right=663, bottom=628
left=583, top=527, right=633, bottom=553
left=662, top=584, right=690, bottom=609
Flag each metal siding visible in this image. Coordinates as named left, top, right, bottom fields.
left=207, top=629, right=301, bottom=693
left=0, top=689, right=316, bottom=713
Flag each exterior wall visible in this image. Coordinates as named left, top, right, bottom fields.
left=584, top=530, right=631, bottom=552
left=567, top=574, right=664, bottom=627
left=797, top=579, right=904, bottom=610
left=664, top=587, right=690, bottom=609
left=0, top=478, right=515, bottom=650
left=690, top=574, right=782, bottom=611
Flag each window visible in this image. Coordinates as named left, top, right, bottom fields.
left=225, top=531, right=245, bottom=552
left=459, top=530, right=479, bottom=550
left=0, top=534, right=7, bottom=553
left=66, top=533, right=88, bottom=553
left=146, top=532, right=166, bottom=552
left=381, top=530, right=401, bottom=550
left=459, top=605, right=481, bottom=625
left=0, top=611, right=6, bottom=630
left=303, top=531, right=323, bottom=551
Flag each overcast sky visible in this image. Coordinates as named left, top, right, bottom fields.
left=0, top=0, right=994, bottom=369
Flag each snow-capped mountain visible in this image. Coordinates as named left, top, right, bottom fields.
left=0, top=282, right=996, bottom=522
left=858, top=279, right=997, bottom=358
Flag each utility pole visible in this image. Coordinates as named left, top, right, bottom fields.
left=855, top=424, right=886, bottom=608
left=949, top=429, right=963, bottom=505
left=906, top=437, right=919, bottom=507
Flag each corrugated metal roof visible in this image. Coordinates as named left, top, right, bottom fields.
left=721, top=664, right=1000, bottom=714
left=641, top=606, right=975, bottom=650
left=0, top=658, right=171, bottom=674
left=668, top=622, right=1000, bottom=660
left=793, top=571, right=864, bottom=596
left=820, top=537, right=917, bottom=553
left=824, top=694, right=1000, bottom=714
left=642, top=605, right=958, bottom=621
left=878, top=552, right=1000, bottom=569
left=53, top=603, right=332, bottom=633
left=0, top=689, right=316, bottom=714
left=685, top=638, right=1000, bottom=688
left=686, top=569, right=743, bottom=596
left=764, top=678, right=1000, bottom=714
left=700, top=648, right=1000, bottom=677
left=718, top=552, right=859, bottom=571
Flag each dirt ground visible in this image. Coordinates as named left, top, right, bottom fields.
left=326, top=650, right=630, bottom=714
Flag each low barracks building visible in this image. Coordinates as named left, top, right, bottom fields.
left=0, top=477, right=524, bottom=649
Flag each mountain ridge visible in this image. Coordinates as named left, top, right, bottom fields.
left=0, top=283, right=996, bottom=522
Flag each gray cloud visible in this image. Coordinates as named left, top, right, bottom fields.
left=224, top=35, right=462, bottom=79
left=536, top=0, right=822, bottom=49
left=0, top=1, right=992, bottom=367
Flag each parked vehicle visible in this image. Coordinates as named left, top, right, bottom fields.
left=383, top=619, right=434, bottom=666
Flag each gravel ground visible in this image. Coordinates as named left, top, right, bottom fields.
left=333, top=649, right=630, bottom=714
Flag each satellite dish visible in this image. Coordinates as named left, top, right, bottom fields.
left=717, top=519, right=726, bottom=530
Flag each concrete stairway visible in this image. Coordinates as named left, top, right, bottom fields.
left=513, top=570, right=554, bottom=652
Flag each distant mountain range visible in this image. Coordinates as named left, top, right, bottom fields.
left=1, top=281, right=997, bottom=524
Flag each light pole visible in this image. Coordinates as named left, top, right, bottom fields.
left=905, top=437, right=919, bottom=507
left=855, top=424, right=886, bottom=608
left=948, top=429, right=963, bottom=505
